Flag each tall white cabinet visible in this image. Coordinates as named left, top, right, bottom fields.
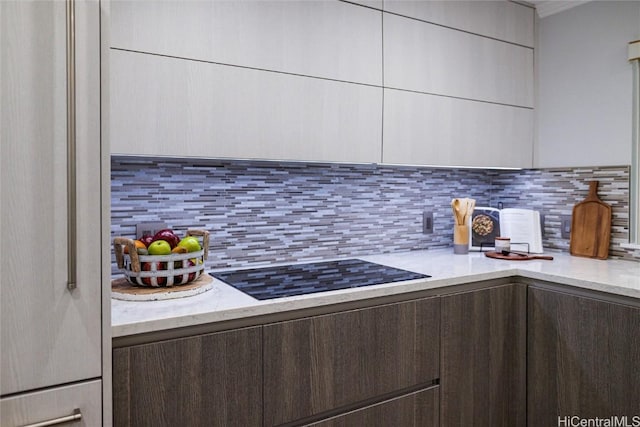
left=0, top=1, right=106, bottom=426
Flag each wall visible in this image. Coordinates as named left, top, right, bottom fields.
left=111, top=158, right=638, bottom=275
left=536, top=1, right=640, bottom=167
left=111, top=157, right=490, bottom=273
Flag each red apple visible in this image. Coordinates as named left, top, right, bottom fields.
left=151, top=229, right=180, bottom=248
left=139, top=234, right=154, bottom=248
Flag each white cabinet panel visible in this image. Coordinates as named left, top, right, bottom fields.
left=349, top=0, right=383, bottom=9
left=1, top=0, right=102, bottom=395
left=383, top=89, right=533, bottom=168
left=111, top=0, right=382, bottom=85
left=111, top=50, right=382, bottom=163
left=384, top=13, right=534, bottom=108
left=384, top=0, right=534, bottom=47
left=1, top=380, right=102, bottom=427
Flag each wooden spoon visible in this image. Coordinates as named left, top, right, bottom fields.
left=451, top=199, right=463, bottom=225
left=463, top=198, right=475, bottom=225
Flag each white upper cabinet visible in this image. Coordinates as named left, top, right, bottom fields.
left=110, top=0, right=534, bottom=168
left=349, top=0, right=383, bottom=9
left=383, top=0, right=535, bottom=47
left=384, top=13, right=534, bottom=108
left=111, top=0, right=382, bottom=86
left=383, top=89, right=533, bottom=168
left=111, top=50, right=382, bottom=163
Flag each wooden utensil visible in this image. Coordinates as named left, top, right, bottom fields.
left=569, top=181, right=611, bottom=259
left=451, top=199, right=463, bottom=225
left=464, top=199, right=475, bottom=224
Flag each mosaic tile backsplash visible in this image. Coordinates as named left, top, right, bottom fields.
left=111, top=157, right=639, bottom=275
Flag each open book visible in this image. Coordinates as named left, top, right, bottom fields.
left=468, top=207, right=543, bottom=253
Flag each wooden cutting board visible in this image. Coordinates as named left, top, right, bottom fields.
left=569, top=181, right=611, bottom=259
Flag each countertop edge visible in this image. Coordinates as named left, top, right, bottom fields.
left=515, top=269, right=640, bottom=299
left=111, top=269, right=520, bottom=338
left=111, top=251, right=640, bottom=339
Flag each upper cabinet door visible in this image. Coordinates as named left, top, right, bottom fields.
left=383, top=89, right=533, bottom=168
left=383, top=0, right=535, bottom=48
left=110, top=0, right=382, bottom=86
left=384, top=13, right=534, bottom=108
left=110, top=0, right=383, bottom=162
left=0, top=0, right=102, bottom=395
left=110, top=50, right=383, bottom=163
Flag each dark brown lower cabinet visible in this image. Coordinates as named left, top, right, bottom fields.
left=112, top=326, right=262, bottom=427
left=111, top=281, right=640, bottom=427
left=528, top=287, right=640, bottom=425
left=263, top=297, right=440, bottom=426
left=306, top=386, right=440, bottom=427
left=440, top=284, right=527, bottom=427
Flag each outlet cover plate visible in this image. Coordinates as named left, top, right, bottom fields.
left=423, top=211, right=434, bottom=234
left=136, top=222, right=167, bottom=239
left=561, top=215, right=572, bottom=239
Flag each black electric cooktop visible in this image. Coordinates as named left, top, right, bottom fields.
left=211, top=259, right=430, bottom=300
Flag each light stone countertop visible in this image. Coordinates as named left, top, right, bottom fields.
left=111, top=249, right=640, bottom=338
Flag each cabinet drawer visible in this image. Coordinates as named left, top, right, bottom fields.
left=528, top=287, right=640, bottom=424
left=440, top=284, right=526, bottom=427
left=113, top=326, right=262, bottom=427
left=306, top=386, right=439, bottom=427
left=263, top=297, right=440, bottom=426
left=0, top=380, right=102, bottom=427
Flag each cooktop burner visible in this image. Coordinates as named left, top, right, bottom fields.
left=211, top=259, right=430, bottom=300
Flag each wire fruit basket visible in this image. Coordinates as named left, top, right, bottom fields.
left=113, top=229, right=209, bottom=287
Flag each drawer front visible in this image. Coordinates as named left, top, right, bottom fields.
left=113, top=326, right=262, bottom=427
left=306, top=386, right=439, bottom=427
left=528, top=287, right=640, bottom=424
left=263, top=297, right=440, bottom=426
left=440, top=284, right=527, bottom=426
left=0, top=380, right=102, bottom=427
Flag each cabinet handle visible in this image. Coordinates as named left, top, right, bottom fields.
left=21, top=408, right=82, bottom=427
left=66, top=0, right=77, bottom=291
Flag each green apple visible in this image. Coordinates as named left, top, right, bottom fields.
left=148, top=240, right=172, bottom=255
left=178, top=236, right=201, bottom=253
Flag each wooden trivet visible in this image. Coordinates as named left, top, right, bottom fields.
left=484, top=251, right=554, bottom=261
left=111, top=272, right=215, bottom=301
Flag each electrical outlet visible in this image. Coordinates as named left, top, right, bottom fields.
left=423, top=211, right=434, bottom=234
left=136, top=221, right=167, bottom=239
left=561, top=215, right=572, bottom=239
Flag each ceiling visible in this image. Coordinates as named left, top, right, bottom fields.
left=527, top=1, right=592, bottom=18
